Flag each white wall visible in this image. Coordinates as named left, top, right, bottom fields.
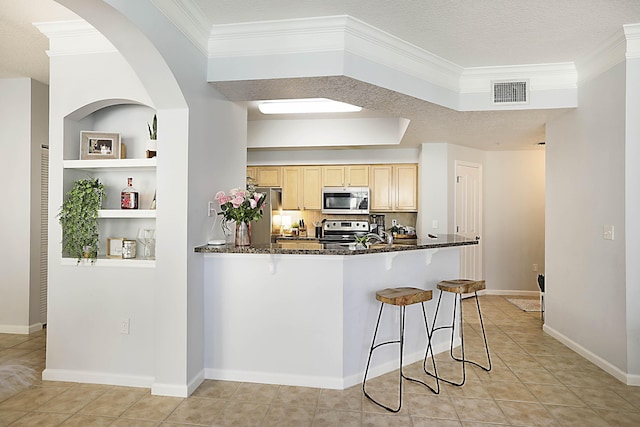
left=45, top=49, right=159, bottom=387
left=419, top=143, right=449, bottom=237
left=546, top=62, right=628, bottom=374
left=47, top=0, right=249, bottom=396
left=248, top=147, right=419, bottom=165
left=484, top=150, right=545, bottom=292
left=0, top=78, right=47, bottom=334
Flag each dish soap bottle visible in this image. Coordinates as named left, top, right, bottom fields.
left=120, top=177, right=139, bottom=209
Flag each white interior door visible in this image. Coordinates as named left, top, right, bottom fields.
left=455, top=161, right=482, bottom=280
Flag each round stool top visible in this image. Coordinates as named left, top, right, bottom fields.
left=437, top=279, right=486, bottom=294
left=376, top=287, right=433, bottom=306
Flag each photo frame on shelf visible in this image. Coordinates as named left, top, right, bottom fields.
left=80, top=131, right=121, bottom=160
left=106, top=237, right=125, bottom=258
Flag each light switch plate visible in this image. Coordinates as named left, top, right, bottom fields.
left=603, top=225, right=614, bottom=240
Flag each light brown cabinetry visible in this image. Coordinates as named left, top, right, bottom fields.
left=246, top=167, right=256, bottom=182
left=247, top=166, right=282, bottom=187
left=282, top=166, right=322, bottom=210
left=322, top=165, right=369, bottom=187
left=370, top=164, right=417, bottom=211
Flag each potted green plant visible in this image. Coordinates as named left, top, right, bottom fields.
left=146, top=114, right=157, bottom=157
left=58, top=178, right=105, bottom=263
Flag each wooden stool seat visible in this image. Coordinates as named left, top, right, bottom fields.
left=376, top=287, right=433, bottom=306
left=437, top=279, right=485, bottom=294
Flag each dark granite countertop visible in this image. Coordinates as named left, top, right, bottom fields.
left=195, top=234, right=477, bottom=255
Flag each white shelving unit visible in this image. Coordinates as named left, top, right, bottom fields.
left=61, top=257, right=156, bottom=268
left=98, top=209, right=156, bottom=218
left=61, top=106, right=157, bottom=267
left=63, top=158, right=156, bottom=170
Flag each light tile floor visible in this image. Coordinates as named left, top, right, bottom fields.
left=1, top=295, right=639, bottom=426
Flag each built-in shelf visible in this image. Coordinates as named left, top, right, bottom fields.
left=61, top=256, right=156, bottom=268
left=98, top=209, right=156, bottom=218
left=63, top=158, right=156, bottom=171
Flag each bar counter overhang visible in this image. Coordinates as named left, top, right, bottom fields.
left=195, top=235, right=477, bottom=389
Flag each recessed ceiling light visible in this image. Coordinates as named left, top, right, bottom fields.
left=257, top=98, right=362, bottom=114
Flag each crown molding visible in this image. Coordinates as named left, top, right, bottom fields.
left=34, top=20, right=117, bottom=56
left=576, top=27, right=627, bottom=84
left=624, top=23, right=640, bottom=59
left=209, top=15, right=348, bottom=57
left=151, top=0, right=210, bottom=55
left=207, top=15, right=580, bottom=104
left=209, top=15, right=463, bottom=92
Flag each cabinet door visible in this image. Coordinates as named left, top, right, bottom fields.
left=256, top=167, right=281, bottom=187
left=346, top=165, right=369, bottom=186
left=322, top=166, right=345, bottom=187
left=282, top=167, right=301, bottom=210
left=302, top=166, right=322, bottom=210
left=246, top=167, right=256, bottom=183
left=394, top=164, right=418, bottom=211
left=370, top=165, right=393, bottom=211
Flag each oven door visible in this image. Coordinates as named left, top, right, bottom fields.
left=322, top=187, right=369, bottom=214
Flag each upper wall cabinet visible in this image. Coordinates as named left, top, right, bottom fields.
left=247, top=166, right=282, bottom=187
left=370, top=164, right=417, bottom=212
left=322, top=165, right=369, bottom=187
left=282, top=166, right=322, bottom=210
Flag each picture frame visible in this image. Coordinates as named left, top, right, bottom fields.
left=80, top=131, right=121, bottom=160
left=106, top=237, right=125, bottom=258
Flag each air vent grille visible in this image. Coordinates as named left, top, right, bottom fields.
left=492, top=80, right=528, bottom=104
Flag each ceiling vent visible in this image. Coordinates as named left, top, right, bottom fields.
left=492, top=80, right=529, bottom=105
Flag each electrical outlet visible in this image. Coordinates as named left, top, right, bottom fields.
left=603, top=225, right=614, bottom=240
left=392, top=219, right=397, bottom=227
left=432, top=220, right=439, bottom=229
left=532, top=264, right=538, bottom=272
left=120, top=318, right=130, bottom=334
left=208, top=201, right=216, bottom=217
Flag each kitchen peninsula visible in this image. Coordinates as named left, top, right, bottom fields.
left=196, top=235, right=477, bottom=390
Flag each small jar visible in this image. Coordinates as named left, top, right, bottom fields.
left=122, top=239, right=137, bottom=259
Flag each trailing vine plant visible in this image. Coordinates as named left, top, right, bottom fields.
left=58, top=178, right=105, bottom=263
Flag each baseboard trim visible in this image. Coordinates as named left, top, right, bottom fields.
left=205, top=367, right=345, bottom=390
left=187, top=369, right=205, bottom=396
left=42, top=368, right=153, bottom=389
left=204, top=339, right=457, bottom=390
left=151, top=382, right=189, bottom=397
left=481, top=289, right=540, bottom=297
left=543, top=324, right=638, bottom=386
left=0, top=323, right=43, bottom=334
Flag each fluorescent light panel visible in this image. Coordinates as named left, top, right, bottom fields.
left=258, top=98, right=362, bottom=114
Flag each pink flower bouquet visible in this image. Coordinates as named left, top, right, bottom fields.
left=215, top=188, right=266, bottom=228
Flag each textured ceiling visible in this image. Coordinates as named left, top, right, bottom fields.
left=2, top=1, right=639, bottom=150
left=220, top=76, right=560, bottom=150
left=197, top=0, right=640, bottom=67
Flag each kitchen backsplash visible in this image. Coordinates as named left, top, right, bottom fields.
left=276, top=210, right=417, bottom=238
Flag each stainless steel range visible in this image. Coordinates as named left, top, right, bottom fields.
left=319, top=220, right=370, bottom=243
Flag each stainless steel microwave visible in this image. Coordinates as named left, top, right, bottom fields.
left=322, top=187, right=370, bottom=214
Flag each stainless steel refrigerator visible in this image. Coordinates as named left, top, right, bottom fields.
left=251, top=187, right=282, bottom=244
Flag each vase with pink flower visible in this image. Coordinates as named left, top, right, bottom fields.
left=215, top=188, right=266, bottom=246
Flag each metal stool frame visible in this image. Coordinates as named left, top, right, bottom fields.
left=362, top=299, right=440, bottom=412
left=425, top=289, right=491, bottom=386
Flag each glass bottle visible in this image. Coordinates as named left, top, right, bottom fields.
left=120, top=177, right=139, bottom=209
